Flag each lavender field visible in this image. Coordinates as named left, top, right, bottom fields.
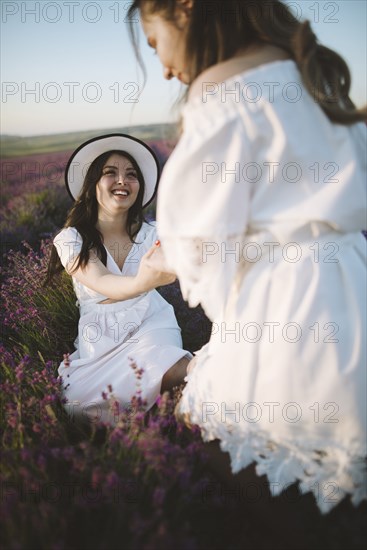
left=1, top=131, right=366, bottom=550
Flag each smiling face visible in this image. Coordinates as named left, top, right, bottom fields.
left=95, top=153, right=140, bottom=215
left=141, top=9, right=191, bottom=83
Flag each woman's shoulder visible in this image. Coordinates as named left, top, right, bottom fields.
left=53, top=226, right=82, bottom=246
left=52, top=227, right=83, bottom=269
left=188, top=45, right=293, bottom=102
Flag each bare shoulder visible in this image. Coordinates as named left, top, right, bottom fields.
left=188, top=45, right=291, bottom=102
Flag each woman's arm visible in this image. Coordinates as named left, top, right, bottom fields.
left=66, top=244, right=176, bottom=301
left=156, top=113, right=252, bottom=321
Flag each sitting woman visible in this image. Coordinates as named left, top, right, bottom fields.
left=46, top=134, right=193, bottom=425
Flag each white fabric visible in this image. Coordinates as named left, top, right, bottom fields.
left=53, top=222, right=192, bottom=425
left=157, top=59, right=367, bottom=512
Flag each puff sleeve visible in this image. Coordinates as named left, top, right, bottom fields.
left=53, top=227, right=83, bottom=271
left=156, top=105, right=253, bottom=321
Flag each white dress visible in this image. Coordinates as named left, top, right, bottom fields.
left=157, top=59, right=367, bottom=513
left=53, top=221, right=192, bottom=425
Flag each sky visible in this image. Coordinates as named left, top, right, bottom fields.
left=1, top=0, right=366, bottom=137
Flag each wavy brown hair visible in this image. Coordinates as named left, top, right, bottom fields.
left=128, top=0, right=366, bottom=125
left=45, top=150, right=147, bottom=286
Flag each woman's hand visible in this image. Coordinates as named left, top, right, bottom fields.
left=144, top=241, right=176, bottom=274
left=134, top=244, right=176, bottom=294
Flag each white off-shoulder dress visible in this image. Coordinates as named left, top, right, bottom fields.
left=53, top=221, right=192, bottom=425
left=157, top=59, right=367, bottom=513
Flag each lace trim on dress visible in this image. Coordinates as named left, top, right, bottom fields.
left=179, top=351, right=367, bottom=514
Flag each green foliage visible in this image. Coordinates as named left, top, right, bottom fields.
left=1, top=185, right=72, bottom=252
left=1, top=123, right=177, bottom=157
left=1, top=241, right=79, bottom=361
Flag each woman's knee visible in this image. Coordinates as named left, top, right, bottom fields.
left=161, top=356, right=190, bottom=393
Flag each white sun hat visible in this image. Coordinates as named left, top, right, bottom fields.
left=65, top=133, right=160, bottom=208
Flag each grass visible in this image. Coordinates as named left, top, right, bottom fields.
left=1, top=123, right=178, bottom=157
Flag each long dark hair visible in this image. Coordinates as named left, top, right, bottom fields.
left=128, top=0, right=366, bottom=125
left=45, top=150, right=146, bottom=285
